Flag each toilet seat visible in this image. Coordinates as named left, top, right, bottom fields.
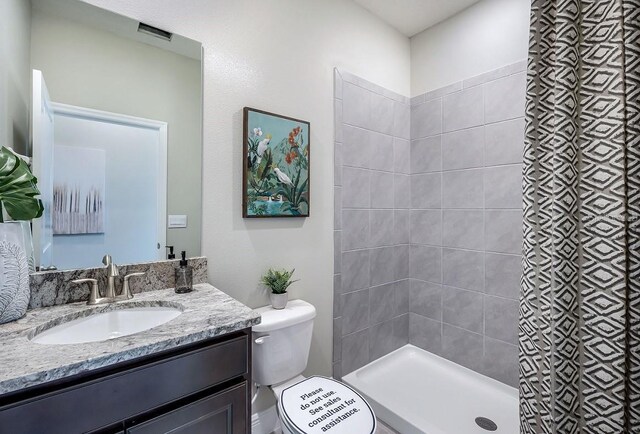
left=276, top=376, right=376, bottom=434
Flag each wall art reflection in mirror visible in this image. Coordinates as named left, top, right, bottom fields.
left=243, top=107, right=310, bottom=218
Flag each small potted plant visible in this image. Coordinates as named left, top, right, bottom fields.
left=261, top=268, right=298, bottom=309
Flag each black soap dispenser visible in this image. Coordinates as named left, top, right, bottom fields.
left=175, top=251, right=193, bottom=293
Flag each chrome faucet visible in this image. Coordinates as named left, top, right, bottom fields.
left=72, top=255, right=146, bottom=305
left=102, top=255, right=119, bottom=299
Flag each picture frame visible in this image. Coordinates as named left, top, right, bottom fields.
left=242, top=107, right=310, bottom=218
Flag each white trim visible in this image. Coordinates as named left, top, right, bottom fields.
left=51, top=103, right=168, bottom=260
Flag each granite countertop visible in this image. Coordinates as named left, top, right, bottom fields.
left=0, top=283, right=261, bottom=395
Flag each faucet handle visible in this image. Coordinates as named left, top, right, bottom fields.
left=72, top=278, right=100, bottom=305
left=102, top=255, right=112, bottom=266
left=121, top=272, right=146, bottom=300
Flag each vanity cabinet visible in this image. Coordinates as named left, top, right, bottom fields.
left=0, top=330, right=252, bottom=434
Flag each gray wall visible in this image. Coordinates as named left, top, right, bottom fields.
left=333, top=62, right=525, bottom=387
left=30, top=9, right=202, bottom=258
left=333, top=69, right=411, bottom=379
left=408, top=61, right=526, bottom=386
left=0, top=0, right=31, bottom=154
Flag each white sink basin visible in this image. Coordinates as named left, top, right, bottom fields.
left=30, top=306, right=182, bottom=345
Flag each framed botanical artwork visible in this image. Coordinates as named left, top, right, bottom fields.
left=243, top=107, right=310, bottom=218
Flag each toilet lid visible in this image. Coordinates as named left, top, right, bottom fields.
left=278, top=376, right=376, bottom=434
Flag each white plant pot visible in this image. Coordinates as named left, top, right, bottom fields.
left=270, top=292, right=288, bottom=310
left=0, top=221, right=32, bottom=324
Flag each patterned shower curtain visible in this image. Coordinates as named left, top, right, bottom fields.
left=519, top=0, right=639, bottom=433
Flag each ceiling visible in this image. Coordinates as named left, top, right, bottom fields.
left=353, top=0, right=482, bottom=37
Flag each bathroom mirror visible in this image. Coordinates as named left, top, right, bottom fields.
left=21, top=0, right=203, bottom=271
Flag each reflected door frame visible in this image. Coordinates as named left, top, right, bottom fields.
left=50, top=103, right=167, bottom=264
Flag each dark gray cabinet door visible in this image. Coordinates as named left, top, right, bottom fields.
left=126, top=382, right=247, bottom=434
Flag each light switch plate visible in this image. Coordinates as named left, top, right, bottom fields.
left=168, top=214, right=188, bottom=229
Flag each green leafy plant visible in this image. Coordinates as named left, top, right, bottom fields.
left=0, top=147, right=44, bottom=223
left=260, top=268, right=298, bottom=294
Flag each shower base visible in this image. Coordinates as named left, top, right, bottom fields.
left=342, top=344, right=518, bottom=434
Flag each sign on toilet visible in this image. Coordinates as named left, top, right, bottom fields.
left=279, top=376, right=376, bottom=434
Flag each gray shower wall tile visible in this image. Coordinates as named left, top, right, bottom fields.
left=404, top=63, right=525, bottom=387
left=394, top=210, right=410, bottom=245
left=410, top=209, right=442, bottom=246
left=334, top=231, right=341, bottom=274
left=410, top=94, right=425, bottom=106
left=485, top=209, right=523, bottom=254
left=369, top=319, right=396, bottom=360
left=410, top=245, right=442, bottom=283
left=393, top=101, right=410, bottom=140
left=393, top=138, right=410, bottom=174
left=394, top=174, right=411, bottom=209
left=442, top=324, right=484, bottom=372
left=333, top=274, right=343, bottom=318
left=394, top=279, right=410, bottom=315
left=370, top=246, right=396, bottom=287
left=342, top=167, right=370, bottom=209
left=485, top=253, right=521, bottom=299
left=411, top=173, right=442, bottom=209
left=334, top=70, right=411, bottom=367
left=392, top=314, right=410, bottom=350
left=484, top=165, right=523, bottom=209
left=334, top=187, right=342, bottom=229
left=342, top=288, right=370, bottom=335
left=333, top=317, right=342, bottom=362
left=342, top=249, right=370, bottom=291
left=343, top=82, right=371, bottom=129
left=343, top=125, right=371, bottom=169
left=409, top=313, right=442, bottom=354
left=485, top=118, right=525, bottom=166
left=335, top=142, right=343, bottom=187
left=411, top=98, right=442, bottom=139
left=442, top=126, right=484, bottom=170
left=370, top=210, right=395, bottom=247
left=483, top=337, right=519, bottom=387
left=410, top=279, right=442, bottom=321
left=411, top=136, right=442, bottom=174
left=442, top=286, right=484, bottom=334
left=335, top=99, right=343, bottom=143
left=442, top=210, right=484, bottom=250
left=394, top=246, right=410, bottom=281
left=442, top=169, right=484, bottom=209
left=485, top=296, right=519, bottom=345
left=334, top=69, right=343, bottom=100
left=370, top=283, right=396, bottom=325
left=370, top=131, right=395, bottom=172
left=342, top=328, right=369, bottom=375
left=342, top=209, right=370, bottom=251
left=442, top=248, right=484, bottom=291
left=371, top=171, right=395, bottom=209
left=371, top=93, right=396, bottom=135
left=484, top=72, right=526, bottom=124
left=443, top=86, right=484, bottom=132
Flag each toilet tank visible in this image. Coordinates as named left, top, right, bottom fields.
left=252, top=299, right=316, bottom=386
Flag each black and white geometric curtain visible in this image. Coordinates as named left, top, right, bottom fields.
left=519, top=0, right=639, bottom=433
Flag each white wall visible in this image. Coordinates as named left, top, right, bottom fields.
left=0, top=0, right=31, bottom=154
left=82, top=0, right=410, bottom=377
left=411, top=0, right=530, bottom=96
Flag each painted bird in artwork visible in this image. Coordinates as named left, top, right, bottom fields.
left=256, top=133, right=272, bottom=164
left=273, top=167, right=293, bottom=186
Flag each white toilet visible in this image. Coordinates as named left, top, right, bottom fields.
left=253, top=299, right=377, bottom=434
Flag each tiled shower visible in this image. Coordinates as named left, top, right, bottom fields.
left=334, top=62, right=526, bottom=386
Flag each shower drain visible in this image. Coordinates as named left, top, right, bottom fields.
left=475, top=417, right=498, bottom=431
